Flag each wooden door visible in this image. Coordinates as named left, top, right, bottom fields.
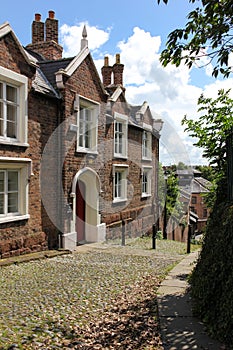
left=76, top=180, right=85, bottom=243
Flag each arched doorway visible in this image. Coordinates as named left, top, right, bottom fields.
left=71, top=167, right=106, bottom=244
left=76, top=180, right=86, bottom=242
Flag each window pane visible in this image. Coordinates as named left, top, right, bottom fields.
left=7, top=104, right=17, bottom=138
left=6, top=85, right=17, bottom=103
left=79, top=135, right=83, bottom=147
left=119, top=135, right=123, bottom=154
left=0, top=193, right=4, bottom=214
left=7, top=121, right=16, bottom=138
left=0, top=83, right=2, bottom=99
left=0, top=172, right=4, bottom=192
left=7, top=104, right=17, bottom=122
left=0, top=100, right=4, bottom=137
left=85, top=131, right=90, bottom=148
left=86, top=109, right=92, bottom=121
left=8, top=192, right=18, bottom=213
left=0, top=101, right=3, bottom=119
left=115, top=172, right=122, bottom=198
left=8, top=171, right=18, bottom=191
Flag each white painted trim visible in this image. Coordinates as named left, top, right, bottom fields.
left=142, top=123, right=153, bottom=132
left=0, top=22, right=36, bottom=67
left=109, top=86, right=125, bottom=102
left=64, top=47, right=90, bottom=76
left=0, top=159, right=31, bottom=218
left=0, top=214, right=30, bottom=224
left=142, top=130, right=152, bottom=161
left=114, top=113, right=128, bottom=158
left=0, top=67, right=28, bottom=145
left=112, top=164, right=128, bottom=203
left=141, top=166, right=153, bottom=197
left=71, top=167, right=101, bottom=196
left=0, top=157, right=31, bottom=163
left=138, top=101, right=149, bottom=115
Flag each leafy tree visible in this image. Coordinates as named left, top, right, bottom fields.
left=195, top=165, right=215, bottom=182
left=158, top=168, right=184, bottom=236
left=166, top=172, right=182, bottom=220
left=157, top=0, right=233, bottom=77
left=177, top=161, right=188, bottom=170
left=180, top=88, right=233, bottom=346
left=182, top=89, right=233, bottom=174
left=182, top=88, right=233, bottom=206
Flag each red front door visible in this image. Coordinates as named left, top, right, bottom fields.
left=76, top=180, right=85, bottom=243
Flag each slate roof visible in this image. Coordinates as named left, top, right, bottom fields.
left=39, top=58, right=73, bottom=89
left=24, top=47, right=73, bottom=98
left=191, top=177, right=211, bottom=193
left=32, top=68, right=60, bottom=99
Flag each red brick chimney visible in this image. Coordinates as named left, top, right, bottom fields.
left=32, top=13, right=44, bottom=43
left=45, top=11, right=58, bottom=43
left=113, top=54, right=124, bottom=86
left=101, top=56, right=113, bottom=86
left=26, top=11, right=63, bottom=60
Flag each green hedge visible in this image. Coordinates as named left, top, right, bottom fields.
left=190, top=200, right=233, bottom=347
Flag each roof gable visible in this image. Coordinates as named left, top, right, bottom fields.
left=0, top=22, right=36, bottom=68
left=108, top=86, right=127, bottom=103
left=55, top=47, right=107, bottom=96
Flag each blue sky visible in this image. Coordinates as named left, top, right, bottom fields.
left=1, top=0, right=232, bottom=165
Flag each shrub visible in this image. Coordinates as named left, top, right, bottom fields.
left=190, top=201, right=233, bottom=347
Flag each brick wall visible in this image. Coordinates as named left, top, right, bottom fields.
left=0, top=32, right=60, bottom=258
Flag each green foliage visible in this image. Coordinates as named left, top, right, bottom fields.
left=195, top=165, right=215, bottom=182
left=177, top=161, right=188, bottom=170
left=182, top=89, right=233, bottom=173
left=157, top=0, right=233, bottom=77
left=158, top=166, right=184, bottom=228
left=166, top=172, right=181, bottom=219
left=181, top=88, right=233, bottom=345
left=156, top=230, right=163, bottom=240
left=190, top=187, right=233, bottom=347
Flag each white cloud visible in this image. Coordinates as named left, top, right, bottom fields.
left=60, top=22, right=110, bottom=57
left=203, top=78, right=233, bottom=99
left=113, top=27, right=204, bottom=164
left=60, top=22, right=232, bottom=165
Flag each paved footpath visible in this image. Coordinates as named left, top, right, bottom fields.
left=157, top=251, right=225, bottom=350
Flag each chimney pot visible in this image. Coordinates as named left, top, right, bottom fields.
left=113, top=55, right=124, bottom=86
left=35, top=13, right=41, bottom=22
left=48, top=10, right=55, bottom=19
left=115, top=53, right=120, bottom=64
left=101, top=56, right=112, bottom=86
left=104, top=56, right=109, bottom=67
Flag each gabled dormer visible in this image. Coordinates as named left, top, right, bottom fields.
left=0, top=22, right=38, bottom=146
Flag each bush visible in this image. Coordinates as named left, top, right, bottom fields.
left=190, top=201, right=233, bottom=347
left=156, top=230, right=163, bottom=240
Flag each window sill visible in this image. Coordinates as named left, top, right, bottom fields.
left=113, top=198, right=127, bottom=204
left=0, top=139, right=29, bottom=148
left=142, top=157, right=152, bottom=161
left=76, top=149, right=98, bottom=155
left=114, top=154, right=128, bottom=160
left=0, top=214, right=30, bottom=224
left=141, top=193, right=151, bottom=198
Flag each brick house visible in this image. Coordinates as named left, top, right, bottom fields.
left=189, top=175, right=211, bottom=234
left=164, top=169, right=211, bottom=242
left=0, top=11, right=162, bottom=257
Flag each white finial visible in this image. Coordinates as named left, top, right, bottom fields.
left=81, top=25, right=88, bottom=50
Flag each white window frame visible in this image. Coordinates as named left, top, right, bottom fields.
left=142, top=129, right=152, bottom=161
left=114, top=112, right=128, bottom=159
left=0, top=66, right=28, bottom=146
left=75, top=94, right=99, bottom=154
left=141, top=166, right=152, bottom=198
left=0, top=158, right=31, bottom=223
left=112, top=164, right=128, bottom=203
